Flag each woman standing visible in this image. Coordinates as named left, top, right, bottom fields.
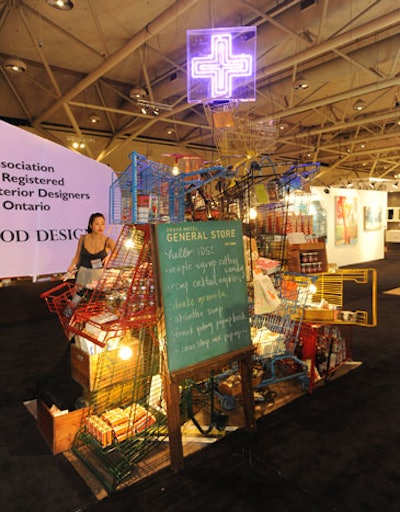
left=67, top=212, right=115, bottom=288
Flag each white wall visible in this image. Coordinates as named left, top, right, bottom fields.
left=311, top=186, right=387, bottom=267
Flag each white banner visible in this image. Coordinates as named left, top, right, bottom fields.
left=0, top=121, right=120, bottom=279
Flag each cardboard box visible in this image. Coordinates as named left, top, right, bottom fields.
left=218, top=375, right=242, bottom=397
left=37, top=399, right=88, bottom=454
left=70, top=342, right=140, bottom=390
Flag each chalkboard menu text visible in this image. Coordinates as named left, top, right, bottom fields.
left=154, top=220, right=252, bottom=372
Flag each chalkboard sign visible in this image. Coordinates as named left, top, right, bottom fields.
left=154, top=220, right=252, bottom=372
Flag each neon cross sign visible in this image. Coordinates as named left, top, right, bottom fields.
left=187, top=27, right=256, bottom=103
left=191, top=33, right=252, bottom=98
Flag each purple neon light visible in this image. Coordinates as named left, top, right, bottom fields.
left=191, top=33, right=253, bottom=99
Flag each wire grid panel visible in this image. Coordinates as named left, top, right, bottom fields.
left=306, top=268, right=377, bottom=327
left=69, top=225, right=156, bottom=347
left=204, top=101, right=278, bottom=157
left=40, top=281, right=94, bottom=338
left=72, top=325, right=167, bottom=493
left=109, top=151, right=182, bottom=224
left=251, top=273, right=312, bottom=359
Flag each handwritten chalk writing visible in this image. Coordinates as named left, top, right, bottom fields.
left=174, top=308, right=204, bottom=323
left=193, top=275, right=218, bottom=288
left=197, top=289, right=228, bottom=306
left=206, top=305, right=224, bottom=318
left=197, top=245, right=214, bottom=256
left=165, top=247, right=194, bottom=259
left=173, top=326, right=195, bottom=338
left=195, top=258, right=217, bottom=273
left=165, top=260, right=193, bottom=276
left=156, top=221, right=251, bottom=372
left=167, top=281, right=189, bottom=294
left=218, top=254, right=243, bottom=272
left=182, top=342, right=197, bottom=352
left=218, top=274, right=243, bottom=288
left=196, top=321, right=214, bottom=337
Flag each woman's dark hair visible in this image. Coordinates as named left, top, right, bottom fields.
left=87, top=213, right=105, bottom=233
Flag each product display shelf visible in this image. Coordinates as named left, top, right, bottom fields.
left=287, top=240, right=328, bottom=274
left=297, top=322, right=353, bottom=392
left=66, top=224, right=169, bottom=492
left=71, top=325, right=168, bottom=493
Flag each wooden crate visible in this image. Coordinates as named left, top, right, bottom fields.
left=37, top=399, right=88, bottom=454
left=70, top=342, right=140, bottom=391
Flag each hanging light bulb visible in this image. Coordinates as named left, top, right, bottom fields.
left=172, top=165, right=180, bottom=176
left=249, top=207, right=258, bottom=220
left=118, top=345, right=133, bottom=361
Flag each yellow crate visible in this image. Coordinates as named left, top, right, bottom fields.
left=303, top=309, right=337, bottom=323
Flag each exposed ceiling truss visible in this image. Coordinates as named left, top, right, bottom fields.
left=1, top=0, right=400, bottom=186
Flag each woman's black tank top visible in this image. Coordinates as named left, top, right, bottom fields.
left=79, top=237, right=108, bottom=268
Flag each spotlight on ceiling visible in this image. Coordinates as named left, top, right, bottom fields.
left=129, top=87, right=147, bottom=99
left=292, top=74, right=309, bottom=90
left=72, top=141, right=85, bottom=150
left=152, top=108, right=160, bottom=116
left=46, top=0, right=74, bottom=10
left=353, top=98, right=367, bottom=111
left=140, top=106, right=148, bottom=115
left=89, top=114, right=101, bottom=124
left=3, top=58, right=27, bottom=73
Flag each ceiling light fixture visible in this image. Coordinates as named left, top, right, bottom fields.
left=3, top=58, right=27, bottom=73
left=89, top=114, right=101, bottom=124
left=72, top=141, right=85, bottom=149
left=292, top=73, right=309, bottom=90
left=129, top=87, right=147, bottom=99
left=46, top=0, right=74, bottom=11
left=353, top=99, right=367, bottom=111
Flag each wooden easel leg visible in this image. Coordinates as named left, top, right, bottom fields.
left=239, top=355, right=256, bottom=431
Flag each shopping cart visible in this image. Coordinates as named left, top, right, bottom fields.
left=250, top=272, right=313, bottom=391
left=40, top=281, right=94, bottom=338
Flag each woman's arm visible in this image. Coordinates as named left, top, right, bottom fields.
left=103, top=237, right=116, bottom=268
left=67, top=235, right=84, bottom=273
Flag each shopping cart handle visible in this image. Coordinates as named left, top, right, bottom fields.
left=40, top=281, right=73, bottom=298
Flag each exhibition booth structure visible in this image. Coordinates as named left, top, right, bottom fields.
left=37, top=152, right=378, bottom=493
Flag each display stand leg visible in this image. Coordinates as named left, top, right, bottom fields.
left=239, top=354, right=256, bottom=431
left=162, top=347, right=255, bottom=473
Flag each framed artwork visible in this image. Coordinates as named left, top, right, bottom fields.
left=335, top=196, right=358, bottom=246
left=364, top=205, right=382, bottom=231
